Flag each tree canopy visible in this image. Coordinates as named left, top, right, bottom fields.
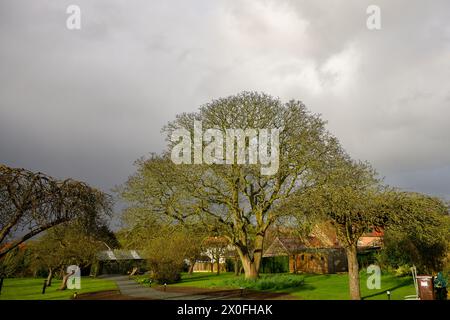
left=119, top=92, right=344, bottom=279
left=0, top=164, right=112, bottom=258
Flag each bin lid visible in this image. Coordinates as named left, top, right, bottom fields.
left=416, top=275, right=432, bottom=279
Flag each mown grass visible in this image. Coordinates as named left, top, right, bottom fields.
left=223, top=274, right=305, bottom=290
left=0, top=277, right=118, bottom=300
left=146, top=271, right=416, bottom=300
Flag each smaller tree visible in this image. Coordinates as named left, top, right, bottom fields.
left=0, top=246, right=29, bottom=294
left=289, top=159, right=388, bottom=300
left=145, top=231, right=187, bottom=284
left=29, top=221, right=111, bottom=289
left=180, top=227, right=206, bottom=275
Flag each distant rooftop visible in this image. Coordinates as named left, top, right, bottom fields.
left=97, top=249, right=147, bottom=261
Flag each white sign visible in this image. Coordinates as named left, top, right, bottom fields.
left=420, top=280, right=428, bottom=287
left=67, top=265, right=81, bottom=290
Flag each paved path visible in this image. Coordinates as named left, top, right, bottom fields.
left=100, top=275, right=239, bottom=300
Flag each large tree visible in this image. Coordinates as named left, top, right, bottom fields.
left=0, top=164, right=112, bottom=258
left=119, top=92, right=343, bottom=279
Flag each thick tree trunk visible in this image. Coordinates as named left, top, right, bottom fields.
left=243, top=258, right=259, bottom=279
left=235, top=233, right=265, bottom=279
left=239, top=254, right=259, bottom=279
left=346, top=245, right=361, bottom=300
left=46, top=268, right=53, bottom=287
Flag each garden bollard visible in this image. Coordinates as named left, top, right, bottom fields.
left=42, top=280, right=47, bottom=294
left=164, top=283, right=167, bottom=291
left=240, top=287, right=245, bottom=297
left=386, top=290, right=391, bottom=300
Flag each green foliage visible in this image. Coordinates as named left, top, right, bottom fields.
left=28, top=221, right=116, bottom=277
left=394, top=265, right=413, bottom=277
left=0, top=248, right=27, bottom=278
left=145, top=231, right=189, bottom=284
left=134, top=276, right=153, bottom=286
left=357, top=251, right=378, bottom=269
left=223, top=274, right=305, bottom=291
left=377, top=193, right=450, bottom=274
left=260, top=256, right=289, bottom=273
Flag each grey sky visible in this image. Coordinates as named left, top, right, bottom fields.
left=1, top=0, right=449, bottom=218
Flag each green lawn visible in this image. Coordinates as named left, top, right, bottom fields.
left=0, top=277, right=118, bottom=300
left=154, top=272, right=416, bottom=300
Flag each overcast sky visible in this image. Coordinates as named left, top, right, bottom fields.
left=1, top=0, right=449, bottom=218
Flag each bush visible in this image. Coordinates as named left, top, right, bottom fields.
left=144, top=234, right=186, bottom=284
left=224, top=274, right=304, bottom=291
left=377, top=225, right=450, bottom=274
left=148, top=261, right=182, bottom=284
left=135, top=276, right=153, bottom=286
left=394, top=264, right=412, bottom=277
left=260, top=256, right=289, bottom=273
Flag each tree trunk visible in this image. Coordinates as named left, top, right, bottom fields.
left=346, top=245, right=361, bottom=300
left=59, top=270, right=74, bottom=291
left=235, top=233, right=265, bottom=279
left=188, top=261, right=195, bottom=275
left=234, top=258, right=240, bottom=276
left=240, top=255, right=259, bottom=279
left=46, top=268, right=53, bottom=287
left=216, top=258, right=220, bottom=275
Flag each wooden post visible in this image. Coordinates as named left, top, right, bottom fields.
left=0, top=277, right=4, bottom=295
left=42, top=279, right=47, bottom=294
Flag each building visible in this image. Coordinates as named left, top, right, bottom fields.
left=357, top=229, right=384, bottom=250
left=263, top=225, right=384, bottom=274
left=96, top=249, right=148, bottom=275
left=264, top=236, right=348, bottom=274
left=192, top=237, right=231, bottom=272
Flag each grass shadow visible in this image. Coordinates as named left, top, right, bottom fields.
left=361, top=279, right=413, bottom=300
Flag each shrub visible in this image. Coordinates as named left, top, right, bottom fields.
left=148, top=261, right=182, bottom=284
left=394, top=264, right=412, bottom=277
left=135, top=276, right=153, bottom=286
left=224, top=274, right=304, bottom=291
left=144, top=234, right=186, bottom=284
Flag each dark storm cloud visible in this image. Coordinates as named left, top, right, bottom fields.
left=1, top=0, right=449, bottom=210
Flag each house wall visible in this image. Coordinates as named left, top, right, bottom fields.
left=193, top=261, right=226, bottom=272
left=289, top=249, right=348, bottom=274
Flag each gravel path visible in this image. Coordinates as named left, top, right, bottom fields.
left=99, top=275, right=233, bottom=300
